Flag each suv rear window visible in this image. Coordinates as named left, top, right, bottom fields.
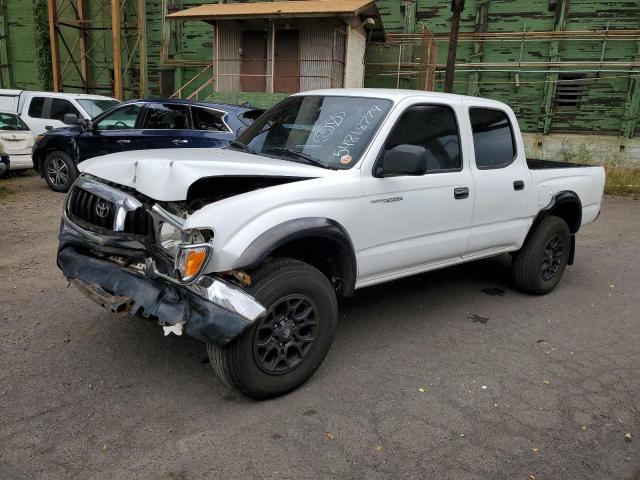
left=469, top=108, right=516, bottom=169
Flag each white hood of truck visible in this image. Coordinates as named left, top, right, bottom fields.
left=78, top=148, right=335, bottom=200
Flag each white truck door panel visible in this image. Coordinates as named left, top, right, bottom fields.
left=358, top=102, right=474, bottom=279
left=359, top=172, right=474, bottom=278
left=465, top=106, right=530, bottom=255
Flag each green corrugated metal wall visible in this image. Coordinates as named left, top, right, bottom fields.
left=0, top=1, right=638, bottom=138
left=370, top=0, right=640, bottom=137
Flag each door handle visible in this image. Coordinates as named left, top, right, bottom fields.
left=116, top=139, right=131, bottom=144
left=454, top=187, right=469, bottom=199
left=513, top=180, right=525, bottom=191
left=172, top=139, right=189, bottom=145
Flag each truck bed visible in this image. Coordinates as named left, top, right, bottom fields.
left=527, top=158, right=591, bottom=169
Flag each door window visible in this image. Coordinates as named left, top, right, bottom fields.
left=469, top=108, right=516, bottom=169
left=381, top=104, right=462, bottom=174
left=95, top=104, right=142, bottom=130
left=28, top=97, right=46, bottom=118
left=192, top=107, right=229, bottom=132
left=141, top=103, right=190, bottom=130
left=50, top=99, right=80, bottom=121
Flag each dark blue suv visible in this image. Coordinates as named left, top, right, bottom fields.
left=32, top=99, right=264, bottom=192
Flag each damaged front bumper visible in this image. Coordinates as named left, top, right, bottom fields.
left=58, top=209, right=265, bottom=347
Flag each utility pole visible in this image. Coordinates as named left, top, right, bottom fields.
left=444, top=0, right=465, bottom=93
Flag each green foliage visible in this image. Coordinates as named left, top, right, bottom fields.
left=32, top=0, right=52, bottom=91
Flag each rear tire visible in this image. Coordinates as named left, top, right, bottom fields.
left=512, top=215, right=571, bottom=295
left=207, top=258, right=338, bottom=400
left=44, top=151, right=77, bottom=192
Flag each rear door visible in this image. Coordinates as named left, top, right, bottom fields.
left=274, top=30, right=300, bottom=93
left=136, top=102, right=192, bottom=150
left=21, top=96, right=69, bottom=134
left=465, top=105, right=530, bottom=255
left=241, top=30, right=267, bottom=92
left=75, top=103, right=144, bottom=161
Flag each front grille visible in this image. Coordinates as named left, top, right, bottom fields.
left=68, top=187, right=148, bottom=235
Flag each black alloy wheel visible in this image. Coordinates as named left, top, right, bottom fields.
left=541, top=234, right=564, bottom=281
left=253, top=294, right=318, bottom=375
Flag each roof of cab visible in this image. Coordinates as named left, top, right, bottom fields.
left=294, top=88, right=510, bottom=109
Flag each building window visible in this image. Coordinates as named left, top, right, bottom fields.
left=553, top=74, right=587, bottom=109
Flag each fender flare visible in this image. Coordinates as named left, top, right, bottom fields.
left=233, top=217, right=357, bottom=296
left=530, top=190, right=582, bottom=265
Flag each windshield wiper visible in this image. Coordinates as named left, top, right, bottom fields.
left=228, top=140, right=258, bottom=155
left=265, top=146, right=330, bottom=169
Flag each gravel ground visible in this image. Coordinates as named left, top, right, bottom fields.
left=1, top=173, right=639, bottom=480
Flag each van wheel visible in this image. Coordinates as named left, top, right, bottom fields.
left=44, top=151, right=77, bottom=192
left=512, top=215, right=571, bottom=295
left=207, top=258, right=338, bottom=400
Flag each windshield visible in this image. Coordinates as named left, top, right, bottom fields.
left=77, top=99, right=120, bottom=118
left=235, top=95, right=393, bottom=169
left=0, top=112, right=29, bottom=131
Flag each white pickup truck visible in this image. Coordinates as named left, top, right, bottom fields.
left=57, top=89, right=605, bottom=399
left=0, top=89, right=119, bottom=135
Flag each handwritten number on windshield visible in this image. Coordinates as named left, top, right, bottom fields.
left=332, top=105, right=383, bottom=158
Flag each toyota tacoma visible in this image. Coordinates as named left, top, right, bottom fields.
left=57, top=89, right=606, bottom=399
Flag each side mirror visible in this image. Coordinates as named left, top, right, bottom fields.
left=63, top=113, right=81, bottom=125
left=381, top=144, right=427, bottom=176
left=82, top=118, right=94, bottom=131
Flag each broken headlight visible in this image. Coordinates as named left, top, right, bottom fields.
left=157, top=222, right=182, bottom=257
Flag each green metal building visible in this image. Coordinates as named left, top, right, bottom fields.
left=0, top=0, right=638, bottom=162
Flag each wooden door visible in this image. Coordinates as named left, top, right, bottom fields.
left=241, top=30, right=267, bottom=92
left=274, top=30, right=299, bottom=93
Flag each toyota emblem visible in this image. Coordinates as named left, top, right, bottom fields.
left=95, top=200, right=110, bottom=218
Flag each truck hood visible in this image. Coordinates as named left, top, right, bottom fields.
left=78, top=148, right=335, bottom=201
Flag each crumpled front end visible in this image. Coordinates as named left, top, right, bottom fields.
left=57, top=174, right=265, bottom=346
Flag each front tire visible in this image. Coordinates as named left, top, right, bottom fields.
left=44, top=151, right=77, bottom=192
left=512, top=215, right=571, bottom=295
left=207, top=258, right=338, bottom=400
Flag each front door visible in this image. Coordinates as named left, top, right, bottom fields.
left=241, top=30, right=267, bottom=92
left=359, top=104, right=475, bottom=281
left=76, top=103, right=143, bottom=161
left=274, top=30, right=299, bottom=93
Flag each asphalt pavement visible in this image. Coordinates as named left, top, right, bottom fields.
left=1, top=174, right=638, bottom=479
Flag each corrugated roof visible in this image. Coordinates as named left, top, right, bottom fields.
left=167, top=0, right=377, bottom=20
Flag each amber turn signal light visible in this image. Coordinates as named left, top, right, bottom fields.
left=176, top=245, right=210, bottom=282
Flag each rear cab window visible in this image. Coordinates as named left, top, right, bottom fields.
left=469, top=108, right=516, bottom=169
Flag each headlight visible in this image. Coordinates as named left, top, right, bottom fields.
left=35, top=134, right=45, bottom=144
left=176, top=244, right=212, bottom=282
left=157, top=222, right=182, bottom=256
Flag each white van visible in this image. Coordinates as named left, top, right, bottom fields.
left=0, top=90, right=119, bottom=135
